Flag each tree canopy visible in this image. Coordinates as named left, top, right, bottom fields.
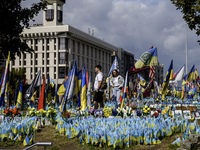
left=170, top=0, right=200, bottom=43
left=0, top=0, right=47, bottom=62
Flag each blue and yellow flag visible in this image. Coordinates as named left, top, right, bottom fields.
left=77, top=70, right=82, bottom=108
left=161, top=60, right=173, bottom=95
left=31, top=91, right=37, bottom=102
left=121, top=71, right=129, bottom=108
left=108, top=56, right=119, bottom=77
left=81, top=65, right=87, bottom=111
left=51, top=78, right=55, bottom=88
left=182, top=65, right=195, bottom=85
left=135, top=47, right=158, bottom=69
left=60, top=61, right=77, bottom=113
left=23, top=134, right=30, bottom=146
left=16, top=81, right=23, bottom=108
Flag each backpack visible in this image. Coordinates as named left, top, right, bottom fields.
left=100, top=76, right=107, bottom=89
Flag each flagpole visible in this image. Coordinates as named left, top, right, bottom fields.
left=186, top=23, right=188, bottom=74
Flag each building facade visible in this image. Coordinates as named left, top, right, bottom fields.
left=11, top=0, right=134, bottom=85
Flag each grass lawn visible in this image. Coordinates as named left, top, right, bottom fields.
left=0, top=124, right=182, bottom=150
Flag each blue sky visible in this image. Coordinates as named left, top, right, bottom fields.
left=23, top=0, right=200, bottom=75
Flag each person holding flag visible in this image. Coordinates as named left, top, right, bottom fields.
left=110, top=69, right=124, bottom=107
left=93, top=65, right=104, bottom=109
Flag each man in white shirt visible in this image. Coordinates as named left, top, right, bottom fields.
left=94, top=65, right=104, bottom=109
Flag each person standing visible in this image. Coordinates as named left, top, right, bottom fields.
left=94, top=65, right=104, bottom=109
left=110, top=69, right=124, bottom=107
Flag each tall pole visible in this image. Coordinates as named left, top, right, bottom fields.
left=186, top=23, right=188, bottom=74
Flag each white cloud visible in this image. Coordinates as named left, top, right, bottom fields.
left=25, top=0, right=200, bottom=74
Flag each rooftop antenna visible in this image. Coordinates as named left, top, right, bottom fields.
left=92, top=30, right=95, bottom=36
left=88, top=28, right=91, bottom=35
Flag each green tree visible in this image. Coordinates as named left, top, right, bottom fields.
left=170, top=0, right=200, bottom=43
left=0, top=0, right=47, bottom=62
left=9, top=68, right=26, bottom=105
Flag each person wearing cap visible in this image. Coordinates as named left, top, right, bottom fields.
left=110, top=69, right=124, bottom=107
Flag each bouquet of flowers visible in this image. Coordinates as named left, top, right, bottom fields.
left=4, top=107, right=21, bottom=117
left=142, top=105, right=151, bottom=116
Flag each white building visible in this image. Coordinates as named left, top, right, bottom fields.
left=11, top=0, right=134, bottom=85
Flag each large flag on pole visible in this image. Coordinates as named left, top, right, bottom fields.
left=87, top=75, right=92, bottom=107
left=37, top=74, right=45, bottom=110
left=0, top=51, right=10, bottom=106
left=161, top=60, right=173, bottom=95
left=170, top=65, right=185, bottom=83
left=46, top=74, right=52, bottom=103
left=16, top=81, right=23, bottom=108
left=149, top=66, right=155, bottom=80
left=81, top=65, right=87, bottom=111
left=25, top=69, right=41, bottom=99
left=60, top=61, right=77, bottom=114
left=121, top=71, right=129, bottom=108
left=77, top=70, right=82, bottom=108
left=135, top=47, right=158, bottom=69
left=182, top=65, right=195, bottom=85
left=108, top=56, right=119, bottom=77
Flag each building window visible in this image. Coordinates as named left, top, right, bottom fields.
left=24, top=53, right=26, bottom=59
left=35, top=39, right=38, bottom=45
left=54, top=59, right=56, bottom=64
left=59, top=52, right=65, bottom=64
left=82, top=44, right=85, bottom=56
left=59, top=38, right=67, bottom=50
left=42, top=46, right=44, bottom=51
left=35, top=60, right=37, bottom=65
left=87, top=58, right=89, bottom=69
left=46, top=9, right=54, bottom=21
left=99, top=51, right=101, bottom=60
left=54, top=38, right=56, bottom=44
left=47, top=45, right=49, bottom=51
left=87, top=46, right=89, bottom=56
left=35, top=53, right=38, bottom=58
left=95, top=49, right=97, bottom=59
left=42, top=53, right=44, bottom=58
left=47, top=60, right=49, bottom=65
left=31, top=53, right=33, bottom=59
left=54, top=74, right=56, bottom=79
left=31, top=74, right=32, bottom=79
left=91, top=60, right=93, bottom=70
left=42, top=60, right=44, bottom=65
left=54, top=52, right=56, bottom=58
left=102, top=51, right=104, bottom=61
left=78, top=56, right=80, bottom=67
left=31, top=39, right=33, bottom=45
left=77, top=42, right=80, bottom=54
left=72, top=40, right=75, bottom=51
left=47, top=67, right=49, bottom=72
left=42, top=39, right=44, bottom=44
left=35, top=46, right=38, bottom=51
left=57, top=10, right=63, bottom=22
left=24, top=61, right=26, bottom=66
left=47, top=39, right=49, bottom=44
left=31, top=68, right=32, bottom=72
left=47, top=53, right=49, bottom=58
left=91, top=47, right=93, bottom=57
left=58, top=67, right=65, bottom=78
left=54, top=67, right=56, bottom=72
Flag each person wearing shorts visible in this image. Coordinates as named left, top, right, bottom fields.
left=93, top=65, right=104, bottom=109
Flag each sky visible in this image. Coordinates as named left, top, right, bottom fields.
left=23, top=0, right=200, bottom=75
